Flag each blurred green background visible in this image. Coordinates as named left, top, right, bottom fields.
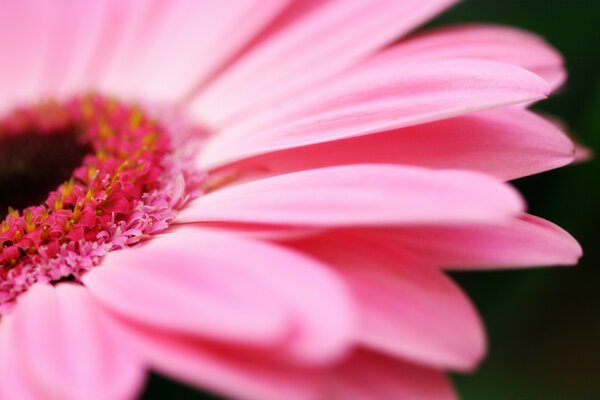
left=436, top=1, right=600, bottom=399
left=141, top=1, right=600, bottom=399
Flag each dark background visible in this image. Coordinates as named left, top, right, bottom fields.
left=142, top=1, right=600, bottom=398
left=436, top=1, right=600, bottom=399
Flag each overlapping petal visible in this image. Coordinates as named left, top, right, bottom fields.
left=328, top=350, right=455, bottom=400
left=191, top=0, right=458, bottom=127
left=215, top=108, right=574, bottom=181
left=100, top=0, right=291, bottom=102
left=292, top=233, right=485, bottom=371
left=373, top=24, right=566, bottom=90
left=0, top=284, right=143, bottom=400
left=359, top=214, right=582, bottom=269
left=108, top=319, right=322, bottom=400
left=0, top=0, right=52, bottom=112
left=179, top=164, right=524, bottom=226
left=198, top=59, right=550, bottom=169
left=84, top=228, right=355, bottom=364
left=0, top=1, right=582, bottom=400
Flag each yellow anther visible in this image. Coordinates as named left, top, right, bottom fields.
left=7, top=207, right=18, bottom=218
left=106, top=98, right=118, bottom=115
left=87, top=165, right=99, bottom=181
left=61, top=178, right=75, bottom=197
left=117, top=160, right=130, bottom=173
left=129, top=107, right=144, bottom=129
left=64, top=220, right=73, bottom=233
left=1, top=220, right=9, bottom=233
left=72, top=201, right=83, bottom=221
left=24, top=209, right=36, bottom=233
left=26, top=221, right=36, bottom=234
left=14, top=230, right=22, bottom=242
left=142, top=132, right=158, bottom=146
left=110, top=172, right=121, bottom=187
left=82, top=100, right=95, bottom=120
left=100, top=123, right=113, bottom=139
left=96, top=148, right=108, bottom=161
left=85, top=188, right=96, bottom=203
left=54, top=195, right=64, bottom=211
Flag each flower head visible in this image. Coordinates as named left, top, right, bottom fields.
left=0, top=1, right=581, bottom=399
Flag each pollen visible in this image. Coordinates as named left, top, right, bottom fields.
left=0, top=94, right=206, bottom=314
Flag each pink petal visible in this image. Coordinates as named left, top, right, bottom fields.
left=84, top=228, right=355, bottom=363
left=190, top=0, right=458, bottom=127
left=96, top=0, right=175, bottom=97
left=0, top=0, right=52, bottom=112
left=543, top=114, right=592, bottom=164
left=0, top=322, right=40, bottom=400
left=215, top=108, right=574, bottom=182
left=37, top=0, right=110, bottom=97
left=329, top=350, right=456, bottom=400
left=574, top=142, right=593, bottom=163
left=1, top=284, right=144, bottom=400
left=199, top=59, right=550, bottom=169
left=374, top=24, right=566, bottom=90
left=367, top=214, right=582, bottom=269
left=293, top=233, right=485, bottom=371
left=109, top=317, right=322, bottom=400
left=178, top=164, right=524, bottom=226
left=100, top=0, right=289, bottom=102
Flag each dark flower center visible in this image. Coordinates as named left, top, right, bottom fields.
left=0, top=125, right=91, bottom=219
left=0, top=94, right=204, bottom=315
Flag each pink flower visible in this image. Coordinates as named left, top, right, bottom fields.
left=0, top=1, right=581, bottom=399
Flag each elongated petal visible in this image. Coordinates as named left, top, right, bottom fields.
left=191, top=0, right=458, bottom=127
left=0, top=323, right=39, bottom=400
left=199, top=59, right=549, bottom=169
left=109, top=318, right=322, bottom=400
left=84, top=228, right=355, bottom=363
left=215, top=108, right=574, bottom=181
left=374, top=24, right=565, bottom=90
left=1, top=284, right=144, bottom=400
left=329, top=350, right=456, bottom=400
left=37, top=0, right=110, bottom=97
left=84, top=239, right=290, bottom=346
left=101, top=0, right=290, bottom=102
left=368, top=214, right=582, bottom=269
left=0, top=0, right=52, bottom=112
left=178, top=165, right=524, bottom=226
left=293, top=233, right=485, bottom=371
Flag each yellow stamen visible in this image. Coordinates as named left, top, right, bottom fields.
left=54, top=195, right=64, bottom=211
left=99, top=120, right=114, bottom=139
left=7, top=207, right=18, bottom=218
left=61, top=178, right=75, bottom=197
left=72, top=201, right=83, bottom=221
left=64, top=219, right=73, bottom=233
left=129, top=107, right=144, bottom=129
left=24, top=209, right=36, bottom=233
left=85, top=188, right=95, bottom=203
left=87, top=165, right=99, bottom=181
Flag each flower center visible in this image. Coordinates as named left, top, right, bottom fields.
left=0, top=123, right=91, bottom=219
left=0, top=95, right=205, bottom=313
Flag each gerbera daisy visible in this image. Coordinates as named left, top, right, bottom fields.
left=0, top=1, right=581, bottom=399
